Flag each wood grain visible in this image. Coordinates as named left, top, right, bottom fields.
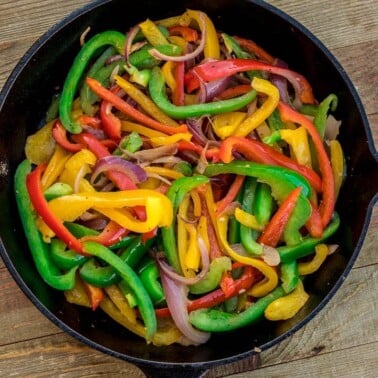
left=0, top=0, right=377, bottom=377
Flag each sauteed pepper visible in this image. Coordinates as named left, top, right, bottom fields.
left=16, top=9, right=344, bottom=346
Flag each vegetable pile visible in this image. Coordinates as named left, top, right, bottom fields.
left=15, top=9, right=344, bottom=346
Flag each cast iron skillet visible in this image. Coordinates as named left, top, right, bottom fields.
left=0, top=0, right=377, bottom=376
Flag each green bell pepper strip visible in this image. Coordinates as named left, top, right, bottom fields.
left=129, top=43, right=182, bottom=69
left=314, top=94, right=338, bottom=139
left=239, top=176, right=262, bottom=255
left=50, top=238, right=87, bottom=270
left=227, top=185, right=243, bottom=244
left=80, top=46, right=117, bottom=115
left=205, top=161, right=313, bottom=246
left=189, top=256, right=232, bottom=295
left=278, top=212, right=340, bottom=263
left=59, top=31, right=127, bottom=134
left=82, top=241, right=156, bottom=341
left=161, top=175, right=209, bottom=273
left=79, top=235, right=150, bottom=287
left=280, top=260, right=299, bottom=294
left=189, top=286, right=285, bottom=332
left=137, top=257, right=165, bottom=305
left=253, top=183, right=274, bottom=226
left=14, top=160, right=77, bottom=290
left=44, top=182, right=73, bottom=201
left=64, top=222, right=99, bottom=238
left=45, top=93, right=61, bottom=122
left=267, top=108, right=285, bottom=132
left=149, top=67, right=257, bottom=119
left=222, top=33, right=261, bottom=79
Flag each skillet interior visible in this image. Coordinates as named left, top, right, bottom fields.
left=0, top=0, right=377, bottom=373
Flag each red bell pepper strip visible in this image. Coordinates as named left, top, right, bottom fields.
left=172, top=61, right=185, bottom=106
left=177, top=140, right=220, bottom=160
left=217, top=84, right=252, bottom=100
left=220, top=271, right=237, bottom=299
left=52, top=120, right=83, bottom=152
left=184, top=70, right=200, bottom=93
left=219, top=136, right=322, bottom=193
left=278, top=102, right=335, bottom=226
left=81, top=220, right=129, bottom=247
left=100, top=99, right=122, bottom=141
left=258, top=187, right=302, bottom=247
left=192, top=58, right=315, bottom=104
left=26, top=163, right=85, bottom=255
left=305, top=201, right=323, bottom=238
left=216, top=175, right=245, bottom=215
left=77, top=115, right=102, bottom=129
left=168, top=25, right=199, bottom=42
left=72, top=132, right=137, bottom=191
left=232, top=36, right=275, bottom=64
left=86, top=77, right=188, bottom=135
left=155, top=265, right=260, bottom=317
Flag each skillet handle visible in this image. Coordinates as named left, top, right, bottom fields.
left=136, top=354, right=261, bottom=377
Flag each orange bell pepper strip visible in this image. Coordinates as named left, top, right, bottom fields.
left=278, top=102, right=335, bottom=226
left=168, top=25, right=199, bottom=42
left=82, top=280, right=105, bottom=310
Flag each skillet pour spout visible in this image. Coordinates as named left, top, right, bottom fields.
left=0, top=0, right=376, bottom=375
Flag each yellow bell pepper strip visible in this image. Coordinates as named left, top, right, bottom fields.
left=179, top=9, right=220, bottom=59
left=114, top=75, right=180, bottom=127
left=82, top=241, right=156, bottom=341
left=177, top=195, right=192, bottom=277
left=86, top=77, right=188, bottom=135
left=149, top=132, right=192, bottom=147
left=25, top=120, right=56, bottom=165
left=279, top=126, right=313, bottom=168
left=59, top=148, right=97, bottom=193
left=26, top=163, right=85, bottom=255
left=162, top=175, right=209, bottom=273
left=264, top=280, right=309, bottom=321
left=47, top=190, right=173, bottom=234
left=121, top=120, right=166, bottom=138
left=298, top=243, right=329, bottom=275
left=234, top=77, right=280, bottom=137
left=217, top=214, right=278, bottom=297
left=144, top=166, right=184, bottom=180
left=161, top=61, right=177, bottom=92
left=139, top=18, right=171, bottom=47
left=104, top=285, right=137, bottom=324
left=234, top=208, right=264, bottom=232
left=41, top=144, right=72, bottom=190
left=184, top=223, right=201, bottom=271
left=212, top=112, right=247, bottom=139
left=100, top=296, right=182, bottom=346
left=329, top=139, right=344, bottom=200
left=278, top=101, right=335, bottom=227
left=191, top=190, right=202, bottom=217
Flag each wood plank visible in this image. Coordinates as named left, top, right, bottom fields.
left=265, top=0, right=378, bottom=50
left=234, top=342, right=378, bottom=377
left=0, top=333, right=144, bottom=378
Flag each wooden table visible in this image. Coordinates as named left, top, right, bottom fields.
left=0, top=1, right=377, bottom=376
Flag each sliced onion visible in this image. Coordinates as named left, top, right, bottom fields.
left=73, top=165, right=87, bottom=193
left=125, top=25, right=140, bottom=65
left=156, top=237, right=210, bottom=286
left=90, top=156, right=147, bottom=185
left=149, top=14, right=206, bottom=63
left=123, top=144, right=178, bottom=162
left=271, top=58, right=291, bottom=104
left=197, top=76, right=232, bottom=104
left=324, top=115, right=341, bottom=141
left=261, top=245, right=280, bottom=266
left=159, top=262, right=211, bottom=345
left=186, top=118, right=208, bottom=146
